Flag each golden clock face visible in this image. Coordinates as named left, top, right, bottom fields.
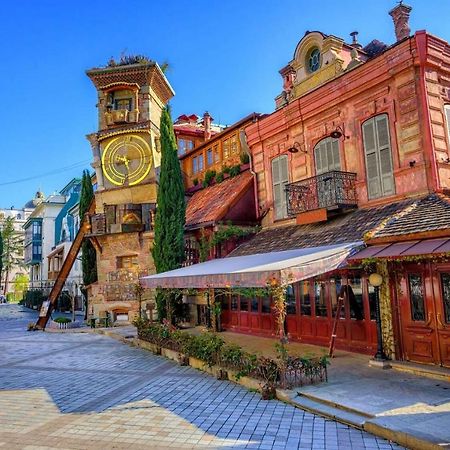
left=101, top=135, right=152, bottom=186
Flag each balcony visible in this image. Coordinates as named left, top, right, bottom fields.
left=286, top=170, right=357, bottom=216
left=88, top=203, right=155, bottom=236
left=104, top=109, right=139, bottom=126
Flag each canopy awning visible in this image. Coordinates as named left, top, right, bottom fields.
left=349, top=237, right=450, bottom=261
left=141, top=241, right=363, bottom=289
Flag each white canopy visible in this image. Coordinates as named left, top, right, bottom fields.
left=141, top=241, right=363, bottom=288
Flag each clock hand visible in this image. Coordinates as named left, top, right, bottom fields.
left=116, top=154, right=130, bottom=171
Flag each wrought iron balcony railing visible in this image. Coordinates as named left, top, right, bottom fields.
left=286, top=170, right=357, bottom=216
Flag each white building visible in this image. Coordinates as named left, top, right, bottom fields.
left=0, top=204, right=33, bottom=296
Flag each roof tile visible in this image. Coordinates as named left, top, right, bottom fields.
left=186, top=171, right=253, bottom=229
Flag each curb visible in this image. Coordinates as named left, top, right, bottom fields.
left=277, top=391, right=442, bottom=450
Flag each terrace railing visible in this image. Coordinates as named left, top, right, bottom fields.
left=286, top=170, right=357, bottom=216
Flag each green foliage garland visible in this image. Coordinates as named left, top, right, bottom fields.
left=198, top=224, right=260, bottom=262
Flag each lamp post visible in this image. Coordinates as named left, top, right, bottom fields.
left=368, top=273, right=388, bottom=363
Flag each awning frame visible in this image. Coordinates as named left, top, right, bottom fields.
left=141, top=241, right=364, bottom=289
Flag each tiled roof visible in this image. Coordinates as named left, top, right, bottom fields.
left=371, top=194, right=450, bottom=239
left=185, top=171, right=253, bottom=229
left=231, top=198, right=419, bottom=256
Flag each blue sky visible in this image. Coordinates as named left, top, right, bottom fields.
left=1, top=0, right=450, bottom=208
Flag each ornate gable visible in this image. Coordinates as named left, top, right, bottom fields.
left=276, top=31, right=367, bottom=108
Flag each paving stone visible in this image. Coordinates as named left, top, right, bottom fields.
left=0, top=305, right=403, bottom=449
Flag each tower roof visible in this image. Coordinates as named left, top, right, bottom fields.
left=86, top=61, right=174, bottom=104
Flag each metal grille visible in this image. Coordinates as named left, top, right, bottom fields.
left=286, top=170, right=357, bottom=216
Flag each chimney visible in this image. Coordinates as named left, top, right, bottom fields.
left=350, top=31, right=362, bottom=49
left=389, top=1, right=412, bottom=42
left=203, top=111, right=212, bottom=141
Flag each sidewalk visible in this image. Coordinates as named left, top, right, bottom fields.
left=96, top=325, right=450, bottom=450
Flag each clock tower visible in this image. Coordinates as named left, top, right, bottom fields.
left=85, top=56, right=174, bottom=321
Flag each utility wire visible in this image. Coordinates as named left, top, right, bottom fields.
left=0, top=160, right=91, bottom=187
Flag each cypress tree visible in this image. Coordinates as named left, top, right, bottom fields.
left=79, top=170, right=97, bottom=315
left=152, top=106, right=186, bottom=321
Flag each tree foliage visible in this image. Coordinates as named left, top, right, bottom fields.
left=0, top=227, right=3, bottom=288
left=0, top=216, right=24, bottom=295
left=13, top=273, right=29, bottom=302
left=152, top=106, right=186, bottom=321
left=80, top=170, right=97, bottom=287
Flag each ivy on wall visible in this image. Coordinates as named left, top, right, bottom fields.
left=198, top=224, right=260, bottom=262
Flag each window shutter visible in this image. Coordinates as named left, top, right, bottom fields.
left=363, top=114, right=395, bottom=199
left=376, top=115, right=394, bottom=195
left=314, top=138, right=340, bottom=174
left=445, top=105, right=450, bottom=146
left=331, top=139, right=341, bottom=170
left=279, top=156, right=289, bottom=218
left=272, top=158, right=280, bottom=184
left=272, top=156, right=288, bottom=219
left=315, top=142, right=324, bottom=175
left=363, top=119, right=380, bottom=199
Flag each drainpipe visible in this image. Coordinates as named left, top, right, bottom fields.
left=416, top=31, right=440, bottom=192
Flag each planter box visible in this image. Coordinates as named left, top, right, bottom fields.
left=161, top=348, right=188, bottom=365
left=135, top=341, right=264, bottom=392
left=226, top=368, right=261, bottom=391
left=135, top=339, right=161, bottom=355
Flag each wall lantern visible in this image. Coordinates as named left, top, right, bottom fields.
left=287, top=142, right=307, bottom=154
left=329, top=125, right=349, bottom=140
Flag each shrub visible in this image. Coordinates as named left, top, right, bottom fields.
left=54, top=317, right=71, bottom=324
left=134, top=321, right=328, bottom=392
left=229, top=165, right=241, bottom=178
left=203, top=169, right=216, bottom=187
left=240, top=152, right=250, bottom=164
left=185, top=332, right=224, bottom=367
left=193, top=178, right=199, bottom=186
left=22, top=290, right=45, bottom=310
left=215, top=173, right=224, bottom=183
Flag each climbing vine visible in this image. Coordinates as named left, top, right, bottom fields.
left=198, top=223, right=260, bottom=262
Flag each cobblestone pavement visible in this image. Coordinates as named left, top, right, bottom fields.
left=0, top=305, right=403, bottom=449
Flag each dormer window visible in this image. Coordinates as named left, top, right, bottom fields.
left=307, top=47, right=321, bottom=73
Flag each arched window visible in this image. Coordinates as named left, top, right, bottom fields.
left=307, top=47, right=321, bottom=73
left=314, top=137, right=340, bottom=174
left=362, top=114, right=395, bottom=199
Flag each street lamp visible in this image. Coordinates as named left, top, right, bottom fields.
left=368, top=273, right=389, bottom=363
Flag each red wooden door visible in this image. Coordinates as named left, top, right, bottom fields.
left=298, top=280, right=314, bottom=339
left=238, top=296, right=250, bottom=330
left=398, top=265, right=440, bottom=365
left=229, top=295, right=239, bottom=327
left=220, top=294, right=231, bottom=328
left=248, top=296, right=261, bottom=332
left=260, top=296, right=273, bottom=335
left=285, top=285, right=300, bottom=338
left=431, top=267, right=450, bottom=367
left=313, top=280, right=330, bottom=344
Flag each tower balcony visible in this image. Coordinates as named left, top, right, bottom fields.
left=104, top=109, right=139, bottom=126
left=286, top=170, right=357, bottom=217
